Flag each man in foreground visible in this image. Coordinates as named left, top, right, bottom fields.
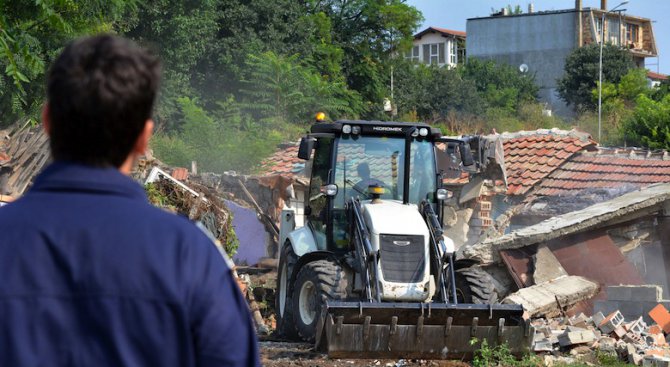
left=0, top=35, right=259, bottom=366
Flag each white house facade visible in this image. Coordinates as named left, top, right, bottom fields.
left=406, top=27, right=466, bottom=68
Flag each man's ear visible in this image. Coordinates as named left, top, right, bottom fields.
left=42, top=103, right=51, bottom=135
left=133, top=119, right=154, bottom=155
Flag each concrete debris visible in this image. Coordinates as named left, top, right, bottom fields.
left=532, top=244, right=568, bottom=284
left=531, top=305, right=670, bottom=366
left=459, top=182, right=670, bottom=265
left=595, top=285, right=667, bottom=325
left=502, top=275, right=599, bottom=318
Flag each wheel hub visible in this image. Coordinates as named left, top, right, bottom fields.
left=298, top=280, right=317, bottom=325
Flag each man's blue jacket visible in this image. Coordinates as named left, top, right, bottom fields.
left=0, top=162, right=260, bottom=366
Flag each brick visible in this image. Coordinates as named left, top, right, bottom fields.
left=613, top=325, right=627, bottom=339
left=649, top=304, right=670, bottom=333
left=649, top=325, right=663, bottom=335
left=649, top=333, right=667, bottom=346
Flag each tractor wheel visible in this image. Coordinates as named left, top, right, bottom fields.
left=455, top=265, right=498, bottom=304
left=275, top=242, right=298, bottom=339
left=292, top=259, right=348, bottom=342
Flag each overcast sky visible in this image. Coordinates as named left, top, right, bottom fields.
left=406, top=0, right=668, bottom=74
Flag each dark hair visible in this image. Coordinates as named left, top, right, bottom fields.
left=47, top=35, right=161, bottom=167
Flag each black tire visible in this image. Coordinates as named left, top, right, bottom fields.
left=455, top=265, right=498, bottom=304
left=292, top=259, right=348, bottom=343
left=275, top=242, right=298, bottom=339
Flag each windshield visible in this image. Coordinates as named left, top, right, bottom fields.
left=332, top=135, right=436, bottom=207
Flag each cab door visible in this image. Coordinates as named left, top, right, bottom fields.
left=306, top=137, right=334, bottom=250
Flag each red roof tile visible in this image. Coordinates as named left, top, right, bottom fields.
left=171, top=167, right=189, bottom=181
left=502, top=129, right=596, bottom=196
left=535, top=150, right=670, bottom=196
left=415, top=26, right=466, bottom=39
left=260, top=143, right=304, bottom=177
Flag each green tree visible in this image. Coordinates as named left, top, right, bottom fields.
left=307, top=0, right=423, bottom=115
left=241, top=51, right=363, bottom=124
left=391, top=60, right=483, bottom=123
left=0, top=0, right=136, bottom=127
left=623, top=94, right=670, bottom=150
left=459, top=58, right=538, bottom=113
left=151, top=97, right=288, bottom=173
left=557, top=43, right=635, bottom=111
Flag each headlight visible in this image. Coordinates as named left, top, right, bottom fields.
left=351, top=125, right=361, bottom=135
left=419, top=128, right=428, bottom=137
left=342, top=124, right=352, bottom=134
left=321, top=184, right=338, bottom=196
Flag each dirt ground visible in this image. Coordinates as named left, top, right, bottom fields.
left=260, top=340, right=471, bottom=367
left=243, top=268, right=472, bottom=367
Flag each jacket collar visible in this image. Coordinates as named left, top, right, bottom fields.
left=30, top=161, right=147, bottom=201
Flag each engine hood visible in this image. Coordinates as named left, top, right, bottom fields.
left=361, top=200, right=429, bottom=237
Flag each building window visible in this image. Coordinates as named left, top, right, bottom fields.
left=422, top=43, right=445, bottom=65
left=405, top=46, right=419, bottom=62
left=595, top=17, right=603, bottom=42
left=626, top=23, right=639, bottom=46
left=450, top=41, right=457, bottom=65
left=607, top=18, right=620, bottom=45
left=430, top=43, right=439, bottom=64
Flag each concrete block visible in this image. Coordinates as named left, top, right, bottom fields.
left=593, top=300, right=621, bottom=319
left=592, top=311, right=606, bottom=327
left=533, top=338, right=554, bottom=352
left=607, top=285, right=633, bottom=301
left=654, top=357, right=670, bottom=367
left=625, top=317, right=646, bottom=335
left=502, top=275, right=599, bottom=318
left=618, top=302, right=644, bottom=322
left=599, top=310, right=625, bottom=334
left=630, top=353, right=643, bottom=366
left=643, top=356, right=656, bottom=367
left=558, top=330, right=596, bottom=347
left=630, top=285, right=663, bottom=302
left=533, top=244, right=568, bottom=283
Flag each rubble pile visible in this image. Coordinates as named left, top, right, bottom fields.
left=144, top=173, right=239, bottom=255
left=533, top=308, right=670, bottom=366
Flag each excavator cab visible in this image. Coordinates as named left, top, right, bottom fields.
left=276, top=120, right=532, bottom=359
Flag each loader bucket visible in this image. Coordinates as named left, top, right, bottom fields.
left=315, top=301, right=533, bottom=360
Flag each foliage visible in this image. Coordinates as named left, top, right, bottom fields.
left=623, top=94, right=670, bottom=150
left=557, top=43, right=635, bottom=112
left=470, top=338, right=541, bottom=367
left=145, top=180, right=239, bottom=255
left=651, top=78, right=670, bottom=102
left=0, top=0, right=137, bottom=127
left=307, top=0, right=423, bottom=113
left=460, top=58, right=538, bottom=113
left=151, top=97, right=295, bottom=174
left=241, top=51, right=363, bottom=123
left=390, top=60, right=483, bottom=122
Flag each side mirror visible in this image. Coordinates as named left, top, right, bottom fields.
left=460, top=143, right=475, bottom=167
left=298, top=137, right=314, bottom=160
left=436, top=188, right=453, bottom=201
